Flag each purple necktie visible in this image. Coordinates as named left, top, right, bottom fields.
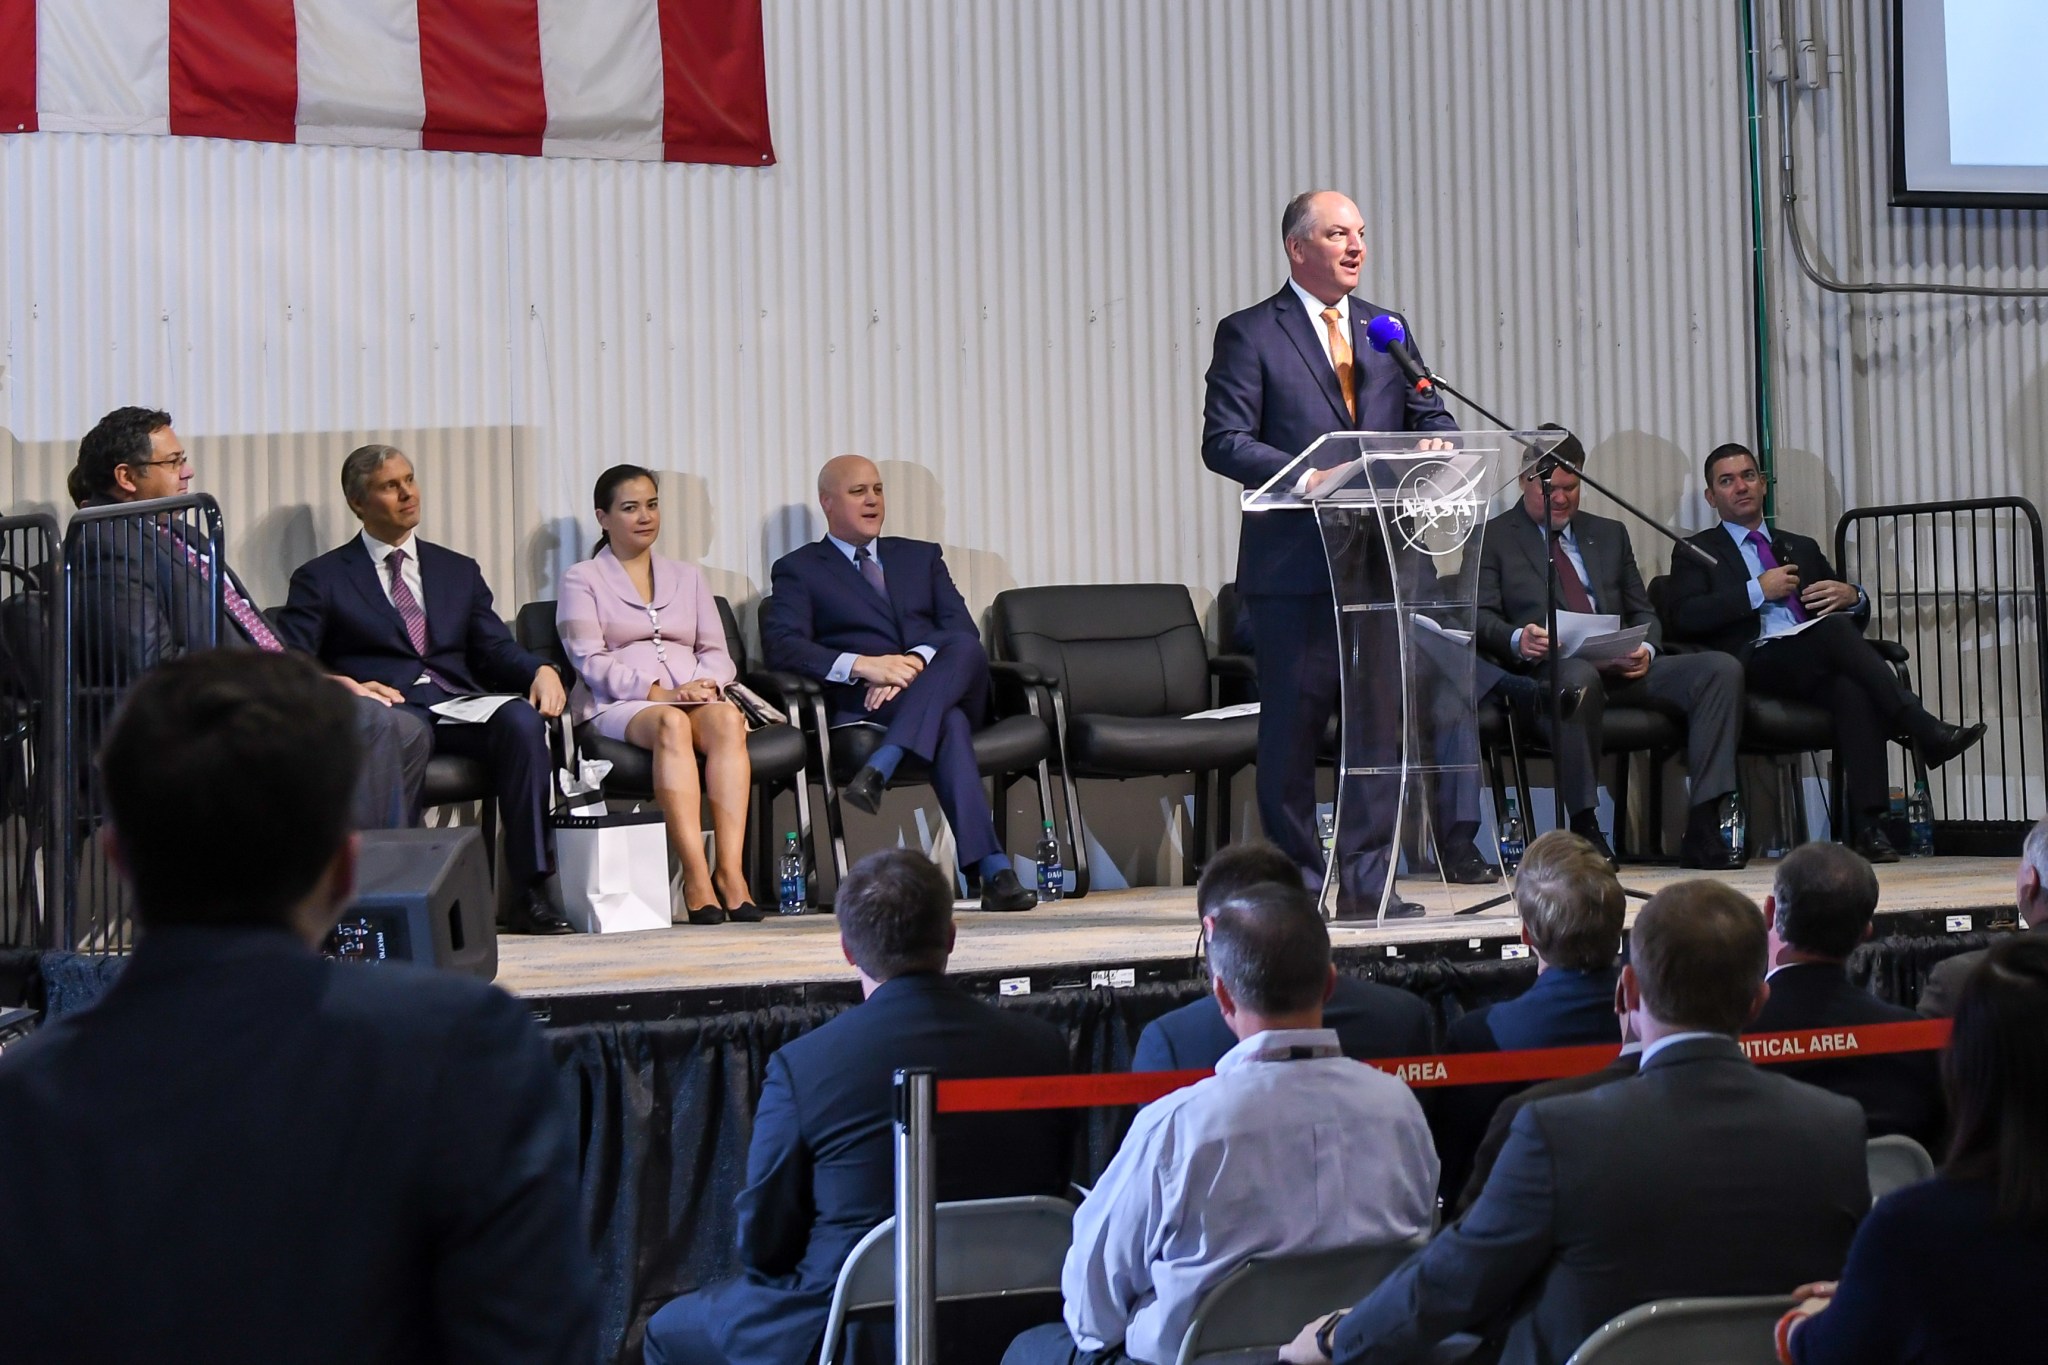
left=386, top=548, right=433, bottom=655
left=1747, top=529, right=1808, bottom=622
left=855, top=545, right=888, bottom=601
left=161, top=528, right=283, bottom=652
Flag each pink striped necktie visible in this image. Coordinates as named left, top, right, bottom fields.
left=160, top=528, right=283, bottom=653
left=386, top=548, right=432, bottom=656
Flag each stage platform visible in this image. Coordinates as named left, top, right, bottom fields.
left=504, top=855, right=2020, bottom=1024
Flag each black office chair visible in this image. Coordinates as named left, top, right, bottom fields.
left=514, top=598, right=821, bottom=905
left=992, top=584, right=1258, bottom=891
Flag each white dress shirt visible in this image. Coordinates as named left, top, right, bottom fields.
left=1638, top=1029, right=1727, bottom=1066
left=821, top=533, right=936, bottom=686
left=361, top=530, right=430, bottom=685
left=1060, top=1028, right=1437, bottom=1365
left=1721, top=520, right=1861, bottom=643
left=1288, top=277, right=1351, bottom=367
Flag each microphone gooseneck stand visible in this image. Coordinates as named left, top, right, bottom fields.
left=1413, top=369, right=1717, bottom=915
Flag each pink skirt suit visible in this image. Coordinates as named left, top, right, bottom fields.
left=556, top=547, right=738, bottom=742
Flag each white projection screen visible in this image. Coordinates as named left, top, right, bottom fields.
left=1894, top=0, right=2048, bottom=206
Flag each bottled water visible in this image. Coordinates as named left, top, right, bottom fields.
left=1908, top=784, right=1936, bottom=858
left=778, top=832, right=806, bottom=914
left=1497, top=793, right=1526, bottom=874
left=1035, top=822, right=1064, bottom=902
left=1720, top=795, right=1748, bottom=865
left=1318, top=809, right=1337, bottom=858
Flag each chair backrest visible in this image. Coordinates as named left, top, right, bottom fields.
left=991, top=584, right=1211, bottom=718
left=817, top=1196, right=1075, bottom=1365
left=715, top=595, right=750, bottom=671
left=1564, top=1295, right=1796, bottom=1365
left=1866, top=1133, right=1937, bottom=1203
left=514, top=600, right=568, bottom=671
left=1214, top=580, right=1252, bottom=655
left=1171, top=1236, right=1428, bottom=1365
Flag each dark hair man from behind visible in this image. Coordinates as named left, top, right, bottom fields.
left=1288, top=877, right=1868, bottom=1365
left=643, top=848, right=1073, bottom=1365
left=1780, top=935, right=2048, bottom=1363
left=0, top=651, right=597, bottom=1364
left=1206, top=879, right=1334, bottom=1019
left=1131, top=839, right=1434, bottom=1072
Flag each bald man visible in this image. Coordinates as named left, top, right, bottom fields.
left=760, top=456, right=1037, bottom=912
left=1202, top=190, right=1460, bottom=919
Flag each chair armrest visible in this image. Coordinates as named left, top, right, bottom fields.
left=1870, top=639, right=1909, bottom=664
left=989, top=659, right=1055, bottom=687
left=988, top=659, right=1056, bottom=719
left=744, top=668, right=821, bottom=703
left=1208, top=654, right=1257, bottom=682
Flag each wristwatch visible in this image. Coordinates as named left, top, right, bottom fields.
left=1315, top=1309, right=1348, bottom=1359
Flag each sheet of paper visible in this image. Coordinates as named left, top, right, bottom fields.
left=1553, top=611, right=1620, bottom=657
left=1756, top=616, right=1829, bottom=643
left=1412, top=613, right=1474, bottom=646
left=1571, top=624, right=1651, bottom=662
left=1183, top=702, right=1261, bottom=721
left=428, top=694, right=523, bottom=724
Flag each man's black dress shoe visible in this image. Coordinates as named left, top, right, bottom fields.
left=502, top=888, right=574, bottom=935
left=979, top=868, right=1038, bottom=912
left=1335, top=894, right=1427, bottom=921
left=1677, top=831, right=1744, bottom=871
left=1439, top=841, right=1503, bottom=885
left=1567, top=817, right=1618, bottom=869
left=1917, top=720, right=1987, bottom=769
left=1852, top=825, right=1902, bottom=865
left=842, top=765, right=886, bottom=815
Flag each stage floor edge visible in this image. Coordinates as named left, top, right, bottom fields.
left=503, top=855, right=2020, bottom=1026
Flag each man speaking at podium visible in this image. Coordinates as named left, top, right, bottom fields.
left=1202, top=190, right=1459, bottom=919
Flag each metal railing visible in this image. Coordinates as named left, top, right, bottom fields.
left=1837, top=498, right=2048, bottom=854
left=1, top=513, right=60, bottom=949
left=59, top=495, right=226, bottom=950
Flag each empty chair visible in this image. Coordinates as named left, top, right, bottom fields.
left=1864, top=1134, right=1936, bottom=1205
left=818, top=1196, right=1075, bottom=1365
left=1565, top=1295, right=1796, bottom=1365
left=1171, top=1237, right=1428, bottom=1365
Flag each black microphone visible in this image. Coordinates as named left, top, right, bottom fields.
left=1363, top=313, right=1434, bottom=394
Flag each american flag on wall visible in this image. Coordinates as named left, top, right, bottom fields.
left=0, top=0, right=774, bottom=164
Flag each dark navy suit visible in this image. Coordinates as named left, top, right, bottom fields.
left=278, top=536, right=557, bottom=883
left=0, top=926, right=596, bottom=1364
left=1750, top=961, right=1945, bottom=1151
left=1131, top=975, right=1434, bottom=1072
left=760, top=536, right=1004, bottom=865
left=642, top=973, right=1072, bottom=1365
left=1201, top=284, right=1457, bottom=899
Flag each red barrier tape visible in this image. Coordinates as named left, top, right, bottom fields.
left=933, top=1019, right=1954, bottom=1114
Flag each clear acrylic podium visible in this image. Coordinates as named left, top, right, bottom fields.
left=1242, top=430, right=1567, bottom=923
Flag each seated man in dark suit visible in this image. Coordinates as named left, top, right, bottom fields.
left=1919, top=815, right=2048, bottom=1017
left=277, top=443, right=571, bottom=934
left=1663, top=443, right=1984, bottom=862
left=1754, top=841, right=1944, bottom=1148
left=1435, top=829, right=1627, bottom=1199
left=642, top=849, right=1073, bottom=1365
left=1477, top=442, right=1744, bottom=869
left=0, top=651, right=596, bottom=1363
left=67, top=406, right=431, bottom=830
left=1283, top=879, right=1870, bottom=1365
left=760, top=454, right=1034, bottom=911
left=1132, top=839, right=1434, bottom=1070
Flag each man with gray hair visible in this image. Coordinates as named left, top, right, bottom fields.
left=1918, top=814, right=2048, bottom=1017
left=1006, top=878, right=1437, bottom=1365
left=278, top=444, right=572, bottom=934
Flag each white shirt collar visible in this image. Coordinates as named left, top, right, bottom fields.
left=1638, top=1030, right=1726, bottom=1066
left=360, top=529, right=419, bottom=564
left=825, top=532, right=879, bottom=565
left=1215, top=1028, right=1343, bottom=1074
left=1722, top=519, right=1770, bottom=548
left=1288, top=277, right=1348, bottom=327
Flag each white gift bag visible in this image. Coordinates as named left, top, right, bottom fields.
left=549, top=721, right=671, bottom=934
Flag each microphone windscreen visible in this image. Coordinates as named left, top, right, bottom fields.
left=1363, top=313, right=1407, bottom=353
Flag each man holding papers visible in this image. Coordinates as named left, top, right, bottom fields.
left=1663, top=443, right=1985, bottom=863
left=1477, top=444, right=1744, bottom=869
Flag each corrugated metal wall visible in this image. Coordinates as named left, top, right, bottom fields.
left=3, top=0, right=1755, bottom=615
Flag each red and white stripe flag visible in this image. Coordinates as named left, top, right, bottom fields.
left=0, top=0, right=773, bottom=164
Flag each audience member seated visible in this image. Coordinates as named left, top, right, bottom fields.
left=642, top=850, right=1072, bottom=1365
left=1918, top=814, right=2048, bottom=1018
left=1006, top=880, right=1437, bottom=1365
left=278, top=443, right=573, bottom=935
left=1281, top=879, right=1869, bottom=1365
left=1475, top=440, right=1745, bottom=869
left=1132, top=839, right=1433, bottom=1070
left=759, top=454, right=1035, bottom=912
left=1435, top=829, right=1626, bottom=1199
left=1753, top=842, right=1944, bottom=1149
left=557, top=464, right=760, bottom=925
left=1453, top=992, right=1641, bottom=1219
left=1664, top=443, right=1985, bottom=862
left=67, top=405, right=430, bottom=830
left=1780, top=936, right=2048, bottom=1364
left=0, top=652, right=596, bottom=1362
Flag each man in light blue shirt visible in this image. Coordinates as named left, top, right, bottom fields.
left=1003, top=880, right=1438, bottom=1365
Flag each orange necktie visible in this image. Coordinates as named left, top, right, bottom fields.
left=1322, top=306, right=1357, bottom=422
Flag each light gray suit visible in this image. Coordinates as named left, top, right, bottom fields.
left=1476, top=508, right=1741, bottom=818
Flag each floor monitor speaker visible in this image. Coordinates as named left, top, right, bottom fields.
left=324, top=828, right=497, bottom=980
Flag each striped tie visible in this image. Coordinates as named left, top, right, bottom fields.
left=160, top=528, right=283, bottom=653
left=387, top=548, right=432, bottom=656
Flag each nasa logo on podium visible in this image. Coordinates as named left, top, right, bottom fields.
left=1395, top=459, right=1484, bottom=557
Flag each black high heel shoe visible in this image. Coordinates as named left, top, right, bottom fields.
left=719, top=893, right=766, bottom=924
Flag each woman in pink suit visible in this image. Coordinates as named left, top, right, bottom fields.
left=557, top=465, right=760, bottom=924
